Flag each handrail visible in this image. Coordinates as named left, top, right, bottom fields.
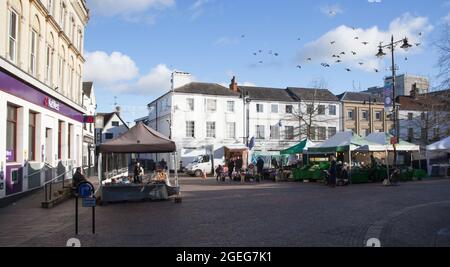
left=42, top=166, right=77, bottom=187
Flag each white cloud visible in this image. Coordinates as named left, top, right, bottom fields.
left=189, top=0, right=213, bottom=20
left=297, top=13, right=433, bottom=72
left=135, top=64, right=173, bottom=94
left=84, top=51, right=139, bottom=85
left=320, top=4, right=343, bottom=18
left=88, top=0, right=175, bottom=16
left=368, top=0, right=382, bottom=3
left=444, top=13, right=450, bottom=23
left=214, top=37, right=240, bottom=46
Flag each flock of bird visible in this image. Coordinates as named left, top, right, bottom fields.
left=243, top=28, right=424, bottom=74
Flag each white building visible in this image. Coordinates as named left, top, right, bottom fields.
left=95, top=110, right=129, bottom=149
left=144, top=73, right=342, bottom=170
left=82, top=81, right=96, bottom=168
left=0, top=0, right=89, bottom=199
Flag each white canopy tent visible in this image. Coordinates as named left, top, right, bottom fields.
left=426, top=136, right=450, bottom=176
left=366, top=133, right=420, bottom=151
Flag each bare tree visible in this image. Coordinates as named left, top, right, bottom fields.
left=436, top=23, right=450, bottom=90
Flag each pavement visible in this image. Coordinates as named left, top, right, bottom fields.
left=0, top=176, right=450, bottom=247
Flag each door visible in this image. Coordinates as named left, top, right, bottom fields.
left=45, top=128, right=53, bottom=164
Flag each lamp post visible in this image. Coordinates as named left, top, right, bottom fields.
left=376, top=35, right=412, bottom=167
left=240, top=91, right=252, bottom=146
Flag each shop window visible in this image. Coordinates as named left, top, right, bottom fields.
left=6, top=105, right=18, bottom=162
left=105, top=133, right=114, bottom=140
left=28, top=112, right=37, bottom=161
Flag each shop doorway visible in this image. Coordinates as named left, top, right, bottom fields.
left=45, top=128, right=53, bottom=164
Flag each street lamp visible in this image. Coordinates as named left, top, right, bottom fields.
left=376, top=35, right=412, bottom=167
left=240, top=91, right=252, bottom=146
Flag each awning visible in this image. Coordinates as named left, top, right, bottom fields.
left=366, top=133, right=420, bottom=151
left=280, top=139, right=315, bottom=155
left=308, top=131, right=385, bottom=154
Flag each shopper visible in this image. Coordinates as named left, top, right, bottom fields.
left=228, top=158, right=235, bottom=181
left=235, top=156, right=243, bottom=172
left=134, top=161, right=144, bottom=184
left=215, top=165, right=224, bottom=182
left=72, top=167, right=87, bottom=189
left=159, top=159, right=167, bottom=171
left=256, top=157, right=265, bottom=176
left=329, top=156, right=337, bottom=188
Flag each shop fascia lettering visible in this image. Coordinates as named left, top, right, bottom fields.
left=44, top=96, right=60, bottom=111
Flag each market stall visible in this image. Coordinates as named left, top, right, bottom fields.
left=306, top=132, right=386, bottom=183
left=426, top=136, right=450, bottom=177
left=98, top=122, right=180, bottom=203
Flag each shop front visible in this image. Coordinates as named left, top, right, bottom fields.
left=0, top=68, right=86, bottom=199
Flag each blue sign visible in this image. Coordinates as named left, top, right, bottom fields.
left=78, top=182, right=94, bottom=198
left=82, top=197, right=96, bottom=208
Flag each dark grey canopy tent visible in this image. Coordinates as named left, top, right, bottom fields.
left=100, top=122, right=176, bottom=154
left=97, top=122, right=179, bottom=203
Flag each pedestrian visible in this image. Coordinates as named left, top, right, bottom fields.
left=341, top=162, right=350, bottom=185
left=72, top=167, right=87, bottom=189
left=235, top=156, right=243, bottom=172
left=134, top=161, right=144, bottom=184
left=329, top=155, right=337, bottom=188
left=159, top=158, right=167, bottom=171
left=228, top=158, right=235, bottom=181
left=256, top=157, right=265, bottom=176
left=215, top=165, right=224, bottom=182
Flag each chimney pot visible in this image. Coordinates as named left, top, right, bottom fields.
left=230, top=76, right=238, bottom=92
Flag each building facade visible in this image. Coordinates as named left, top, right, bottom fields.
left=144, top=73, right=342, bottom=170
left=338, top=92, right=393, bottom=137
left=82, top=81, right=95, bottom=168
left=0, top=0, right=89, bottom=199
left=365, top=74, right=429, bottom=97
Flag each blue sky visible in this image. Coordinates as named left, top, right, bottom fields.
left=84, top=0, right=450, bottom=124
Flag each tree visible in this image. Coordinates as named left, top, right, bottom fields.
left=436, top=23, right=450, bottom=90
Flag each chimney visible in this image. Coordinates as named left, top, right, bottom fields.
left=171, top=71, right=192, bottom=91
left=410, top=83, right=418, bottom=99
left=230, top=76, right=238, bottom=92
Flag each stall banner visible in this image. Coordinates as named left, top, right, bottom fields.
left=384, top=85, right=393, bottom=111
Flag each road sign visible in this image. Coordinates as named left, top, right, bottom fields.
left=78, top=182, right=94, bottom=198
left=82, top=197, right=96, bottom=208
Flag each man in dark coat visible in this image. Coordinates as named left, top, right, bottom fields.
left=256, top=157, right=265, bottom=175
left=72, top=167, right=87, bottom=189
left=235, top=156, right=243, bottom=172
left=159, top=159, right=167, bottom=171
left=228, top=158, right=235, bottom=181
left=329, top=156, right=337, bottom=187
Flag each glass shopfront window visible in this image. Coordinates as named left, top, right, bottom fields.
left=28, top=112, right=37, bottom=161
left=7, top=105, right=18, bottom=162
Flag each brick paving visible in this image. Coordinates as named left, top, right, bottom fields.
left=0, top=177, right=450, bottom=247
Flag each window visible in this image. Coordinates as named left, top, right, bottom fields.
left=30, top=30, right=38, bottom=76
left=68, top=124, right=72, bottom=159
left=48, top=0, right=54, bottom=15
left=285, top=105, right=293, bottom=114
left=206, top=122, right=216, bottom=138
left=317, top=127, right=326, bottom=141
left=421, top=128, right=427, bottom=140
left=226, top=122, right=236, bottom=139
left=187, top=98, right=194, bottom=111
left=6, top=105, right=18, bottom=162
left=9, top=9, right=19, bottom=63
left=270, top=126, right=280, bottom=140
left=348, top=109, right=354, bottom=120
left=329, top=105, right=336, bottom=116
left=408, top=113, right=413, bottom=121
left=271, top=104, right=278, bottom=113
left=256, top=104, right=264, bottom=113
left=206, top=99, right=217, bottom=112
left=408, top=128, right=414, bottom=141
left=111, top=121, right=119, bottom=127
left=421, top=112, right=426, bottom=121
left=376, top=111, right=382, bottom=121
left=28, top=112, right=37, bottom=161
left=434, top=128, right=441, bottom=140
left=307, top=105, right=314, bottom=114
left=58, top=121, right=63, bottom=159
left=310, top=127, right=317, bottom=141
left=328, top=127, right=337, bottom=139
left=285, top=126, right=294, bottom=140
left=362, top=110, right=369, bottom=120
left=60, top=3, right=66, bottom=30
left=58, top=52, right=65, bottom=92
left=256, top=125, right=265, bottom=139
left=105, top=133, right=114, bottom=140
left=227, top=101, right=235, bottom=112
left=46, top=45, right=53, bottom=83
left=318, top=105, right=326, bottom=115
left=186, top=121, right=195, bottom=137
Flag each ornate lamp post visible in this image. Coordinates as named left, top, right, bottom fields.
left=376, top=35, right=412, bottom=166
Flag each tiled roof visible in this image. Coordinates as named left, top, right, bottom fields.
left=337, top=92, right=384, bottom=103
left=175, top=82, right=240, bottom=97
left=287, top=87, right=339, bottom=102
left=239, top=86, right=295, bottom=102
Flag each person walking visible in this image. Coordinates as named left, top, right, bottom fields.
left=72, top=167, right=87, bottom=189
left=329, top=156, right=337, bottom=188
left=134, top=161, right=144, bottom=184
left=228, top=158, right=235, bottom=181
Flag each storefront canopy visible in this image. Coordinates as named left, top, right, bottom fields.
left=427, top=136, right=450, bottom=151
left=366, top=133, right=420, bottom=152
left=280, top=139, right=315, bottom=155
left=308, top=131, right=385, bottom=154
left=100, top=122, right=176, bottom=154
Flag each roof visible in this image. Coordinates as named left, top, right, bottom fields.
left=398, top=90, right=450, bottom=111
left=239, top=86, right=296, bottom=102
left=287, top=87, right=339, bottom=102
left=337, top=92, right=384, bottom=103
left=427, top=136, right=450, bottom=151
left=96, top=112, right=129, bottom=130
left=100, top=122, right=176, bottom=153
left=82, top=82, right=93, bottom=97
left=174, top=82, right=240, bottom=97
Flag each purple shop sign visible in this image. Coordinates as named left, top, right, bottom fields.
left=6, top=150, right=14, bottom=162
left=0, top=69, right=84, bottom=122
left=384, top=85, right=393, bottom=111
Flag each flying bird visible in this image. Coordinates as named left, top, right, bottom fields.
left=346, top=68, right=351, bottom=72
left=274, top=53, right=279, bottom=56
left=419, top=32, right=423, bottom=36
left=405, top=57, right=408, bottom=61
left=359, top=62, right=364, bottom=65
left=253, top=52, right=257, bottom=56
left=332, top=54, right=337, bottom=58
left=415, top=43, right=421, bottom=46
left=340, top=52, right=346, bottom=55
left=362, top=42, right=369, bottom=45
left=259, top=61, right=263, bottom=64
left=374, top=68, right=379, bottom=73
left=321, top=63, right=330, bottom=67
left=306, top=58, right=312, bottom=61
left=351, top=51, right=357, bottom=55
left=258, top=50, right=263, bottom=53
left=297, top=37, right=301, bottom=41
left=241, top=34, right=246, bottom=38
left=336, top=60, right=342, bottom=63
left=330, top=41, right=336, bottom=45
left=354, top=37, right=359, bottom=40
left=296, top=65, right=302, bottom=69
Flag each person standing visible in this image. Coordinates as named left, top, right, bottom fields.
left=228, top=158, right=235, bottom=181
left=215, top=165, right=224, bottom=182
left=256, top=157, right=265, bottom=176
left=72, top=167, right=87, bottom=189
left=235, top=156, right=243, bottom=172
left=159, top=159, right=167, bottom=171
left=329, top=156, right=337, bottom=188
left=134, top=161, right=144, bottom=184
